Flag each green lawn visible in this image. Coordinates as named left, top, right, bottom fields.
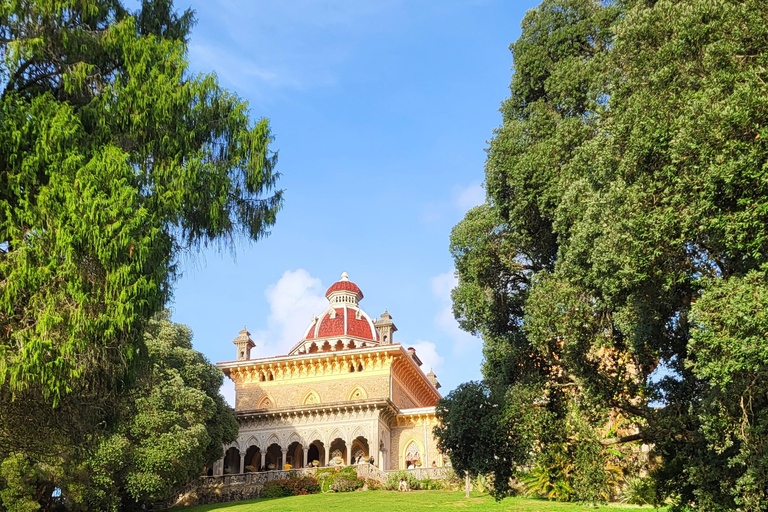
left=174, top=490, right=662, bottom=512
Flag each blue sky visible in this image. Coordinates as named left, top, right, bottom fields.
left=168, top=0, right=541, bottom=404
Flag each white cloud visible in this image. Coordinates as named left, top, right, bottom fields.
left=453, top=182, right=485, bottom=211
left=221, top=378, right=236, bottom=407
left=253, top=269, right=328, bottom=356
left=410, top=340, right=444, bottom=374
left=220, top=269, right=327, bottom=403
left=430, top=271, right=481, bottom=355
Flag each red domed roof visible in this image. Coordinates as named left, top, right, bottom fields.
left=325, top=272, right=364, bottom=299
left=325, top=280, right=363, bottom=299
left=289, top=272, right=381, bottom=355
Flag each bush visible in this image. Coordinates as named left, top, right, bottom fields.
left=420, top=477, right=445, bottom=490
left=316, top=467, right=364, bottom=493
left=361, top=477, right=383, bottom=490
left=620, top=476, right=657, bottom=505
left=385, top=471, right=420, bottom=491
left=260, top=476, right=320, bottom=498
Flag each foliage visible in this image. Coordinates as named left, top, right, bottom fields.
left=316, top=467, right=363, bottom=493
left=521, top=455, right=575, bottom=502
left=0, top=454, right=44, bottom=512
left=419, top=477, right=444, bottom=491
left=384, top=471, right=420, bottom=491
left=620, top=476, right=657, bottom=506
left=434, top=381, right=543, bottom=497
left=260, top=477, right=319, bottom=498
left=71, top=312, right=238, bottom=511
left=0, top=0, right=280, bottom=510
left=442, top=0, right=768, bottom=508
left=473, top=474, right=491, bottom=494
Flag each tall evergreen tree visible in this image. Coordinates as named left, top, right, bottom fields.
left=437, top=0, right=768, bottom=509
left=0, top=1, right=280, bottom=509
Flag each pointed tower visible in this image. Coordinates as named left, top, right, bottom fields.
left=426, top=369, right=441, bottom=390
left=233, top=325, right=255, bottom=361
left=374, top=308, right=397, bottom=344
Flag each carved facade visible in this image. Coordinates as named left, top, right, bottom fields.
left=212, top=273, right=445, bottom=475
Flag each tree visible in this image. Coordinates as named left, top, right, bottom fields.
left=440, top=0, right=768, bottom=509
left=434, top=381, right=545, bottom=498
left=77, top=312, right=237, bottom=511
left=0, top=0, right=280, bottom=509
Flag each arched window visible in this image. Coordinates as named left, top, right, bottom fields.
left=405, top=441, right=421, bottom=468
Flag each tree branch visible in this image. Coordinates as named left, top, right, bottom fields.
left=601, top=432, right=646, bottom=446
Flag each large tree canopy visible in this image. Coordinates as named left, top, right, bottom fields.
left=0, top=0, right=280, bottom=509
left=437, top=0, right=768, bottom=509
left=79, top=312, right=238, bottom=512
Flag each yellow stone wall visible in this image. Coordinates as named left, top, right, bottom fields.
left=389, top=416, right=443, bottom=470
left=391, top=379, right=418, bottom=409
left=235, top=370, right=391, bottom=410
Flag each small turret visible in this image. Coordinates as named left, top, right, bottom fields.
left=374, top=308, right=397, bottom=344
left=426, top=369, right=441, bottom=390
left=233, top=325, right=255, bottom=361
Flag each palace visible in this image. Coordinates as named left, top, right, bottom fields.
left=210, top=273, right=445, bottom=476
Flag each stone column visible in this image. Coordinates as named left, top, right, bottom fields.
left=215, top=458, right=224, bottom=476
left=260, top=451, right=266, bottom=471
left=346, top=442, right=352, bottom=466
left=321, top=444, right=327, bottom=466
left=303, top=447, right=309, bottom=468
left=239, top=452, right=245, bottom=474
left=372, top=423, right=379, bottom=468
left=281, top=449, right=288, bottom=469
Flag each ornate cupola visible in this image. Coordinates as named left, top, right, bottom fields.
left=289, top=272, right=381, bottom=355
left=374, top=308, right=397, bottom=344
left=233, top=326, right=255, bottom=361
left=325, top=271, right=363, bottom=305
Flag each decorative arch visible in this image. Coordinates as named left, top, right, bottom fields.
left=402, top=438, right=424, bottom=468
left=288, top=432, right=303, bottom=446
left=302, top=390, right=321, bottom=405
left=308, top=429, right=323, bottom=441
left=347, top=385, right=367, bottom=401
left=266, top=433, right=281, bottom=449
left=329, top=428, right=346, bottom=444
left=244, top=435, right=259, bottom=449
left=351, top=426, right=367, bottom=441
left=257, top=394, right=275, bottom=409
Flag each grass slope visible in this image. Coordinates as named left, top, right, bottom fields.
left=175, top=490, right=661, bottom=512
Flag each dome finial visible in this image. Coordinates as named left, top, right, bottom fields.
left=340, top=271, right=349, bottom=281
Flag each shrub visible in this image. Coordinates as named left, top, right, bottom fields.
left=362, top=477, right=383, bottom=490
left=620, top=476, right=657, bottom=505
left=385, top=471, right=420, bottom=491
left=420, top=477, right=444, bottom=490
left=474, top=474, right=491, bottom=494
left=316, top=467, right=364, bottom=493
left=260, top=477, right=319, bottom=498
left=330, top=476, right=364, bottom=492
